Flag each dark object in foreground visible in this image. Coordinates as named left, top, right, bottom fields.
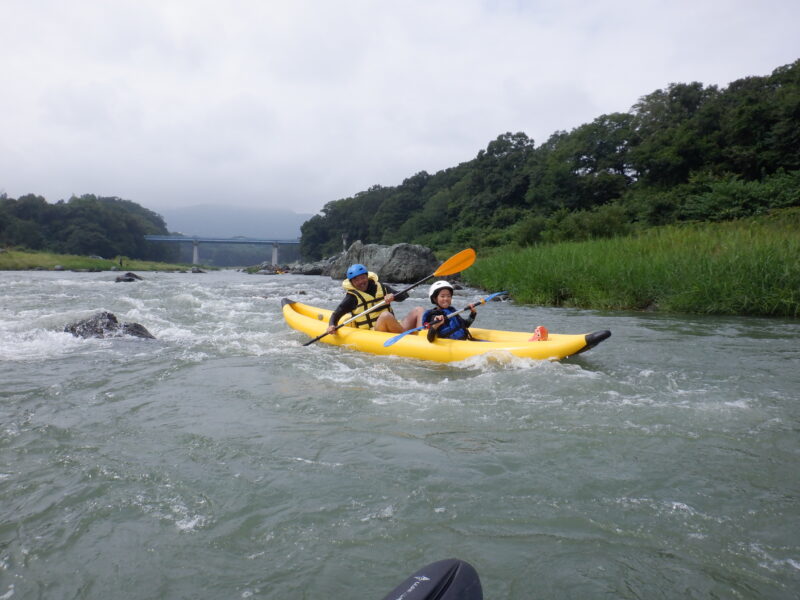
left=379, top=558, right=482, bottom=600
left=64, top=311, right=155, bottom=339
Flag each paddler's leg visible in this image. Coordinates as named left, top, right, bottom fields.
left=402, top=306, right=424, bottom=330
left=374, top=311, right=405, bottom=333
left=374, top=307, right=423, bottom=333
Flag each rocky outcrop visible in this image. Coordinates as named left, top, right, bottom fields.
left=115, top=272, right=143, bottom=282
left=249, top=263, right=293, bottom=275
left=327, top=241, right=440, bottom=283
left=289, top=241, right=439, bottom=283
left=290, top=254, right=342, bottom=276
left=64, top=312, right=155, bottom=339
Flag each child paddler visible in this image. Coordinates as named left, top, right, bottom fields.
left=422, top=281, right=477, bottom=342
left=327, top=264, right=424, bottom=335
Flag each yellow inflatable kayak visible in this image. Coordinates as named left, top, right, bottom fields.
left=282, top=299, right=610, bottom=363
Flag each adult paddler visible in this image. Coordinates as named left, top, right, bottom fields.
left=327, top=264, right=424, bottom=335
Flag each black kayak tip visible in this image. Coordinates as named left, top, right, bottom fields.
left=380, top=558, right=483, bottom=600
left=575, top=329, right=612, bottom=355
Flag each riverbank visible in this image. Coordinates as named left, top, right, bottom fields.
left=463, top=208, right=800, bottom=317
left=0, top=249, right=200, bottom=272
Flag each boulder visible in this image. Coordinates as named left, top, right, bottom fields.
left=64, top=311, right=156, bottom=339
left=290, top=253, right=342, bottom=276
left=249, top=262, right=292, bottom=275
left=115, top=272, right=143, bottom=282
left=326, top=241, right=439, bottom=283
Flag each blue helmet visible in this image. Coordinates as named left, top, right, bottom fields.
left=346, top=263, right=368, bottom=280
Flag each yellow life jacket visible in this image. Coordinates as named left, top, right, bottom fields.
left=341, top=271, right=394, bottom=329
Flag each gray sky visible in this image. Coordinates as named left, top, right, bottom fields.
left=1, top=0, right=798, bottom=217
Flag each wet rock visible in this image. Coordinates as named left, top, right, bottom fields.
left=64, top=311, right=155, bottom=339
left=327, top=241, right=439, bottom=283
left=250, top=263, right=292, bottom=275
left=115, top=272, right=143, bottom=282
left=289, top=254, right=341, bottom=276
left=290, top=241, right=440, bottom=283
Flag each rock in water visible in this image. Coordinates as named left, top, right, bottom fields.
left=115, top=272, right=144, bottom=282
left=64, top=311, right=155, bottom=339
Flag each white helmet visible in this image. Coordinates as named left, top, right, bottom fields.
left=428, top=280, right=454, bottom=304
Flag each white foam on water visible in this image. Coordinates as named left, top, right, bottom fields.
left=360, top=504, right=395, bottom=522
left=150, top=325, right=200, bottom=343
left=613, top=496, right=729, bottom=526
left=457, top=351, right=558, bottom=370
left=0, top=328, right=99, bottom=361
left=130, top=492, right=211, bottom=533
left=175, top=513, right=208, bottom=532
left=723, top=399, right=751, bottom=409
left=291, top=457, right=343, bottom=468
left=746, top=543, right=800, bottom=573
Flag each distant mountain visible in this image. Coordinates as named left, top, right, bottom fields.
left=157, top=205, right=312, bottom=239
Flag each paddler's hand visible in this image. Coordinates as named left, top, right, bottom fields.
left=431, top=314, right=445, bottom=329
left=468, top=303, right=477, bottom=313
left=384, top=293, right=395, bottom=304
left=327, top=325, right=337, bottom=335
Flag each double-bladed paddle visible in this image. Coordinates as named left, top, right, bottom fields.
left=383, top=290, right=508, bottom=347
left=302, top=248, right=476, bottom=346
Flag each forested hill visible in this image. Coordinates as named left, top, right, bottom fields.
left=300, top=60, right=800, bottom=260
left=0, top=194, right=176, bottom=262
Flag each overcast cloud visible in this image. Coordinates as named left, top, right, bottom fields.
left=1, top=0, right=798, bottom=216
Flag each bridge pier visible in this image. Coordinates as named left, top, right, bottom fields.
left=192, top=240, right=200, bottom=265
left=272, top=243, right=279, bottom=265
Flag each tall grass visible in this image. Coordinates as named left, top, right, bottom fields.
left=463, top=208, right=800, bottom=317
left=0, top=250, right=195, bottom=272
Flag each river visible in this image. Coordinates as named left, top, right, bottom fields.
left=1, top=270, right=798, bottom=599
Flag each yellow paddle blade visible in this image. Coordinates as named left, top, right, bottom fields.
left=433, top=248, right=476, bottom=276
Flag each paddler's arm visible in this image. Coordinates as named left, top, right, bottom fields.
left=464, top=305, right=477, bottom=327
left=426, top=311, right=445, bottom=343
left=383, top=285, right=409, bottom=303
left=327, top=295, right=357, bottom=335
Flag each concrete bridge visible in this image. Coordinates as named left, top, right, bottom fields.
left=144, top=235, right=300, bottom=265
